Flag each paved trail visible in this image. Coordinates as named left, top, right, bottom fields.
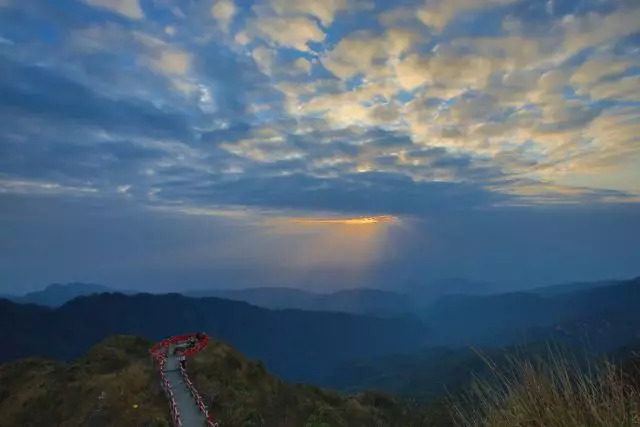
left=151, top=334, right=216, bottom=427
left=164, top=344, right=206, bottom=427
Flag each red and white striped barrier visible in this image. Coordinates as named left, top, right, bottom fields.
left=151, top=333, right=218, bottom=427
left=179, top=365, right=218, bottom=427
left=157, top=356, right=183, bottom=427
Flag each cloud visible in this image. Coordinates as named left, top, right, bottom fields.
left=0, top=180, right=98, bottom=196
left=570, top=55, right=635, bottom=88
left=416, top=0, right=517, bottom=31
left=0, top=56, right=190, bottom=140
left=322, top=31, right=386, bottom=79
left=146, top=50, right=192, bottom=75
left=82, top=0, right=144, bottom=19
left=1, top=0, right=639, bottom=221
left=211, top=0, right=236, bottom=34
left=71, top=24, right=193, bottom=82
left=254, top=15, right=325, bottom=51
left=293, top=57, right=312, bottom=73
left=394, top=54, right=432, bottom=90
left=289, top=215, right=398, bottom=225
left=252, top=45, right=277, bottom=76
left=561, top=7, right=640, bottom=57
left=3, top=0, right=640, bottom=293
left=269, top=0, right=348, bottom=26
left=587, top=75, right=640, bottom=102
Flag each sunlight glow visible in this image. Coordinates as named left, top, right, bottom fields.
left=290, top=215, right=398, bottom=225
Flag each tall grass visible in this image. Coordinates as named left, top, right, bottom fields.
left=453, top=349, right=640, bottom=427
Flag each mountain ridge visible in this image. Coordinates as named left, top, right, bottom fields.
left=0, top=292, right=429, bottom=383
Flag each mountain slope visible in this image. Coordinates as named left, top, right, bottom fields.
left=0, top=335, right=168, bottom=427
left=0, top=293, right=429, bottom=383
left=186, top=337, right=449, bottom=426
left=186, top=287, right=414, bottom=316
left=8, top=283, right=116, bottom=307
left=186, top=287, right=319, bottom=310
left=530, top=279, right=628, bottom=296
left=424, top=277, right=640, bottom=348
left=0, top=335, right=450, bottom=427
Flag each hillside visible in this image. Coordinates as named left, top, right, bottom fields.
left=186, top=287, right=415, bottom=316
left=0, top=335, right=452, bottom=427
left=423, top=277, right=640, bottom=348
left=0, top=293, right=428, bottom=383
left=185, top=338, right=450, bottom=426
left=0, top=336, right=168, bottom=427
left=6, top=283, right=116, bottom=307
left=530, top=279, right=627, bottom=296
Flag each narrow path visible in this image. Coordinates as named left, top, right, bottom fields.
left=151, top=334, right=217, bottom=427
left=164, top=344, right=206, bottom=426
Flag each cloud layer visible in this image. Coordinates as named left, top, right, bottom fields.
left=0, top=0, right=639, bottom=290
left=1, top=0, right=639, bottom=216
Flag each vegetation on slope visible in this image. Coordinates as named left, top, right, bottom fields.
left=0, top=335, right=453, bottom=427
left=3, top=333, right=638, bottom=427
left=187, top=338, right=453, bottom=426
left=0, top=292, right=428, bottom=383
left=0, top=335, right=168, bottom=427
left=453, top=349, right=640, bottom=427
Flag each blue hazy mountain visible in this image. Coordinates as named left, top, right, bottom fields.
left=0, top=292, right=428, bottom=383
left=8, top=283, right=117, bottom=307
left=186, top=287, right=415, bottom=316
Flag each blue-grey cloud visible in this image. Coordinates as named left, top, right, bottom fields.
left=0, top=0, right=639, bottom=290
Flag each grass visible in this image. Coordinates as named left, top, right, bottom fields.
left=10, top=333, right=640, bottom=427
left=187, top=339, right=455, bottom=426
left=453, top=348, right=640, bottom=427
left=0, top=336, right=170, bottom=427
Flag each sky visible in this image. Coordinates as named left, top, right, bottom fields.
left=0, top=0, right=639, bottom=294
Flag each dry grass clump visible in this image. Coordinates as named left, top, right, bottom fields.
left=454, top=349, right=640, bottom=427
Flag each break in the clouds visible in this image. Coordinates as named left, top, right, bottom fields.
left=0, top=0, right=639, bottom=291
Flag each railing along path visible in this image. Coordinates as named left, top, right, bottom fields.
left=151, top=333, right=218, bottom=427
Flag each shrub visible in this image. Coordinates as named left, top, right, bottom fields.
left=453, top=350, right=640, bottom=427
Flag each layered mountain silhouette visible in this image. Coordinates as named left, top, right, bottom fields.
left=186, top=287, right=415, bottom=315
left=0, top=292, right=428, bottom=383
left=2, top=277, right=501, bottom=314
left=423, top=276, right=640, bottom=349
left=2, top=277, right=639, bottom=395
left=5, top=282, right=117, bottom=307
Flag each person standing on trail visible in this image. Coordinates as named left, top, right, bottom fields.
left=179, top=353, right=186, bottom=370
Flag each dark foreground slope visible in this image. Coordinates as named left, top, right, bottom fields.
left=0, top=293, right=428, bottom=383
left=0, top=336, right=168, bottom=427
left=0, top=335, right=450, bottom=427
left=186, top=339, right=449, bottom=426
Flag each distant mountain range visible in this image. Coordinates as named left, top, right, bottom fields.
left=185, top=287, right=416, bottom=316
left=2, top=275, right=636, bottom=319
left=324, top=277, right=640, bottom=397
left=423, top=277, right=640, bottom=350
left=2, top=279, right=497, bottom=314
left=529, top=279, right=629, bottom=296
left=2, top=276, right=640, bottom=395
left=4, top=282, right=123, bottom=307
left=0, top=292, right=428, bottom=383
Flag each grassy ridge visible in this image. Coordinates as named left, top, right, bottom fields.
left=454, top=349, right=640, bottom=427
left=186, top=338, right=453, bottom=426
left=2, top=334, right=639, bottom=426
left=0, top=335, right=169, bottom=427
left=0, top=335, right=452, bottom=426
